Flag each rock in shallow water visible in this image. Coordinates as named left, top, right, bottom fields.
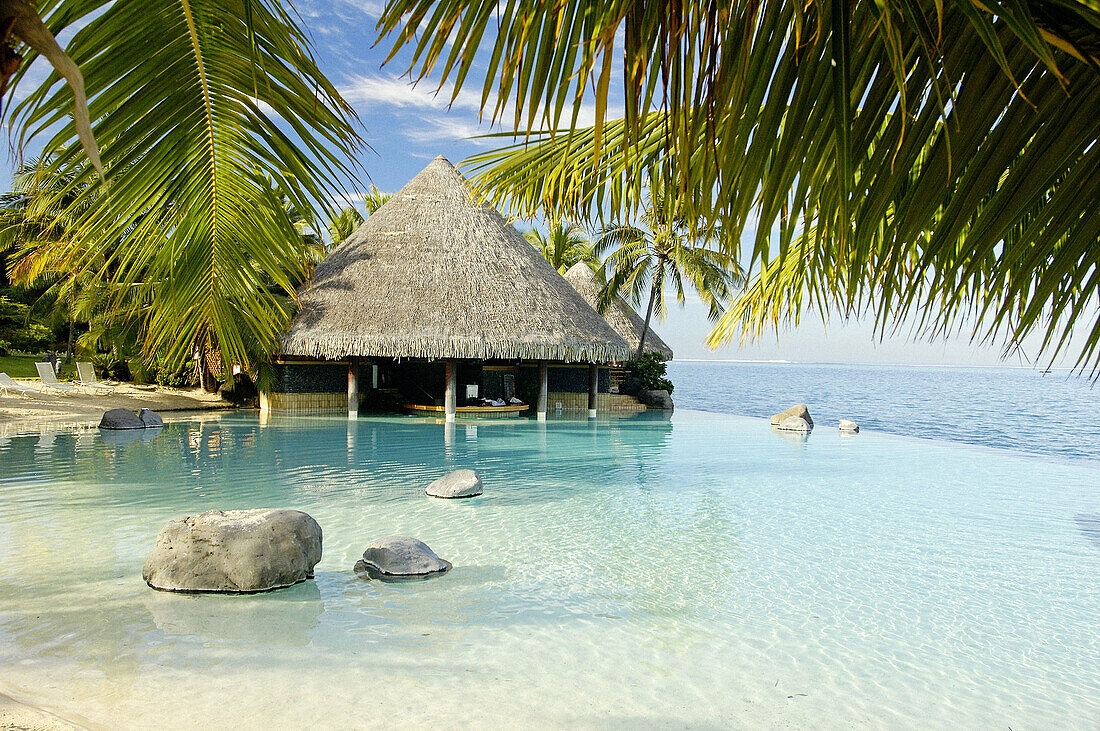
left=770, top=404, right=813, bottom=427
left=100, top=407, right=164, bottom=430
left=775, top=416, right=812, bottom=432
left=638, top=389, right=674, bottom=410
left=100, top=408, right=143, bottom=429
left=139, top=408, right=163, bottom=427
left=839, top=419, right=860, bottom=433
left=142, top=509, right=322, bottom=593
left=354, top=536, right=451, bottom=578
left=426, top=469, right=483, bottom=498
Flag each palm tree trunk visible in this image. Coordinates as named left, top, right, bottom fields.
left=636, top=270, right=661, bottom=360
left=64, top=318, right=74, bottom=364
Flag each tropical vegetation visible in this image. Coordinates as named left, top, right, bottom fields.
left=1, top=0, right=365, bottom=386
left=328, top=187, right=393, bottom=246
left=595, top=179, right=741, bottom=358
left=329, top=208, right=365, bottom=247
left=524, top=219, right=597, bottom=274
left=625, top=352, right=674, bottom=395
left=378, top=0, right=1100, bottom=370
left=0, top=159, right=103, bottom=362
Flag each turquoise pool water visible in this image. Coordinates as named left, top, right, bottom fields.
left=0, top=411, right=1097, bottom=728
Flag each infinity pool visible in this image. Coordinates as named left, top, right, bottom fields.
left=0, top=411, right=1097, bottom=728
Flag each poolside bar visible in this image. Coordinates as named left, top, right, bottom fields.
left=262, top=156, right=646, bottom=418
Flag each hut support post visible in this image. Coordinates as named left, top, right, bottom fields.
left=347, top=357, right=359, bottom=419
left=537, top=362, right=548, bottom=422
left=445, top=360, right=457, bottom=422
left=588, top=364, right=598, bottom=418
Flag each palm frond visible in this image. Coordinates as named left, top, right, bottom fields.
left=402, top=0, right=1100, bottom=369
left=10, top=0, right=366, bottom=370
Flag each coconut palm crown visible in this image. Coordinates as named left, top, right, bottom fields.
left=596, top=180, right=742, bottom=359
left=524, top=219, right=597, bottom=274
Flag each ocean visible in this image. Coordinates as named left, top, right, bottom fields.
left=667, top=360, right=1099, bottom=462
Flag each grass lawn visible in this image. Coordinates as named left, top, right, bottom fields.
left=0, top=354, right=78, bottom=380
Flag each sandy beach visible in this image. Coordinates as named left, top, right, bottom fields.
left=0, top=379, right=234, bottom=433
left=0, top=691, right=80, bottom=730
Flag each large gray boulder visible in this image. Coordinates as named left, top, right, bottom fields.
left=426, top=469, right=483, bottom=498
left=638, top=389, right=674, bottom=410
left=100, top=407, right=163, bottom=429
left=770, top=404, right=813, bottom=428
left=99, top=408, right=144, bottom=429
left=775, top=416, right=812, bottom=433
left=139, top=408, right=164, bottom=427
left=143, top=509, right=322, bottom=593
left=354, top=537, right=451, bottom=577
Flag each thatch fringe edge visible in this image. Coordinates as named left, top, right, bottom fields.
left=281, top=333, right=631, bottom=364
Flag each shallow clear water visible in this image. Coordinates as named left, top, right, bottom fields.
left=0, top=410, right=1098, bottom=729
left=669, top=361, right=1100, bottom=462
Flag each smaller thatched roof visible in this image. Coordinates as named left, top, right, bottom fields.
left=564, top=263, right=674, bottom=361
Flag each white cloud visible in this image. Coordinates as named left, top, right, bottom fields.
left=341, top=73, right=609, bottom=146
left=341, top=74, right=482, bottom=112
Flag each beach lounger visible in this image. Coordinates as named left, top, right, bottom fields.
left=76, top=361, right=114, bottom=395
left=0, top=372, right=32, bottom=397
left=34, top=362, right=79, bottom=396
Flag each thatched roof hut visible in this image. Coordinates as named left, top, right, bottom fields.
left=282, top=156, right=631, bottom=363
left=564, top=263, right=674, bottom=361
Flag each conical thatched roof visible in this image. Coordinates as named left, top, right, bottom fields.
left=282, top=156, right=631, bottom=363
left=564, top=263, right=674, bottom=361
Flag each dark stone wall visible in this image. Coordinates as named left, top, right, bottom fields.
left=547, top=366, right=611, bottom=393
left=271, top=363, right=346, bottom=394
left=527, top=365, right=611, bottom=393
left=394, top=361, right=447, bottom=404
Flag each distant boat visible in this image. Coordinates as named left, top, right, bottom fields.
left=1039, top=368, right=1053, bottom=375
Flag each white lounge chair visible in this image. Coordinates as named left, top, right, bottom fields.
left=76, top=361, right=113, bottom=395
left=35, top=362, right=79, bottom=396
left=0, top=372, right=32, bottom=398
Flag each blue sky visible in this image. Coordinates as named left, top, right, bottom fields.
left=1, top=1, right=1087, bottom=367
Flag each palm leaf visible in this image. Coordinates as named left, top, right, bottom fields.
left=10, top=0, right=365, bottom=370
left=386, top=1, right=1100, bottom=369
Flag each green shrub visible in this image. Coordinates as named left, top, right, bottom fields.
left=626, top=352, right=674, bottom=394
left=0, top=297, right=53, bottom=355
left=91, top=353, right=132, bottom=382
left=156, top=360, right=198, bottom=388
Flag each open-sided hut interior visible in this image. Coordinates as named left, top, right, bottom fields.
left=263, top=156, right=635, bottom=420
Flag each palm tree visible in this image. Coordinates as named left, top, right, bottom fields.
left=362, top=187, right=393, bottom=216
left=3, top=0, right=364, bottom=376
left=524, top=219, right=597, bottom=274
left=379, top=1, right=1100, bottom=370
left=0, top=159, right=104, bottom=363
left=329, top=186, right=391, bottom=246
left=329, top=208, right=364, bottom=247
left=596, top=180, right=742, bottom=359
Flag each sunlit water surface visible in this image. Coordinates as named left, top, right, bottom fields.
left=0, top=410, right=1097, bottom=729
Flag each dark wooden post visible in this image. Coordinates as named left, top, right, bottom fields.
left=347, top=356, right=359, bottom=419
left=445, top=360, right=457, bottom=422
left=537, top=362, right=548, bottom=421
left=588, top=363, right=599, bottom=418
